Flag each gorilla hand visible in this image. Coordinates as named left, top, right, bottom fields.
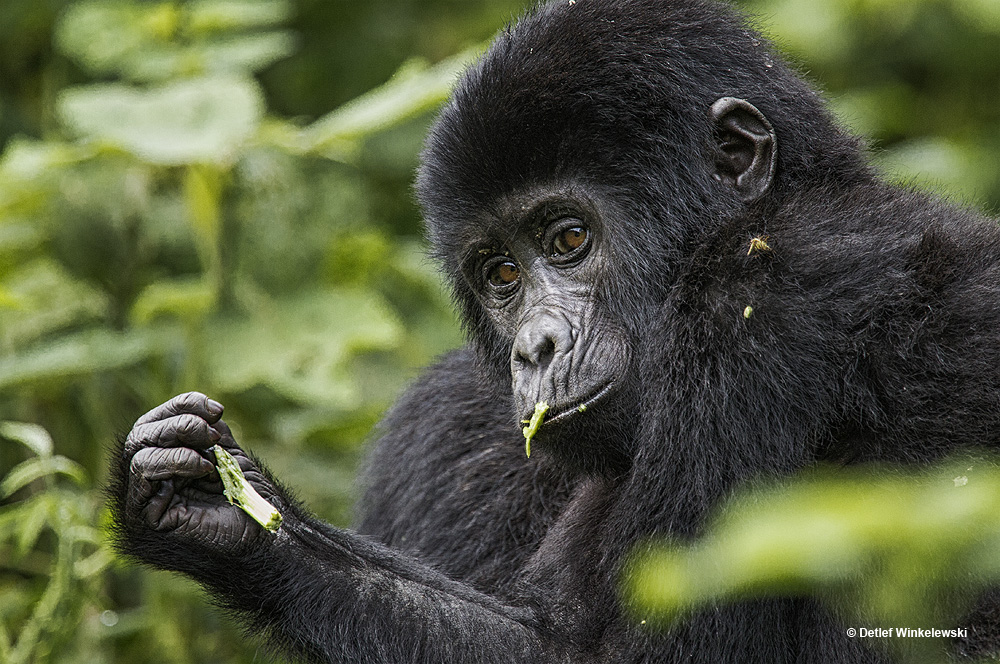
left=119, top=392, right=281, bottom=553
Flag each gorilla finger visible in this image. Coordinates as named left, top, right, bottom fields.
left=131, top=446, right=215, bottom=482
left=207, top=422, right=257, bottom=473
left=134, top=392, right=225, bottom=427
left=125, top=414, right=222, bottom=455
left=210, top=418, right=235, bottom=440
left=209, top=420, right=246, bottom=453
left=141, top=480, right=175, bottom=529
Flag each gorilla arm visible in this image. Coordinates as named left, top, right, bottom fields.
left=108, top=392, right=561, bottom=664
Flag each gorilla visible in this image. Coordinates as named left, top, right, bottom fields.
left=108, top=0, right=1000, bottom=662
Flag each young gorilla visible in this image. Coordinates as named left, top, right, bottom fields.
left=109, top=0, right=1000, bottom=661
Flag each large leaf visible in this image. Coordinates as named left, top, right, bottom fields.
left=0, top=140, right=89, bottom=222
left=297, top=49, right=480, bottom=160
left=0, top=327, right=175, bottom=391
left=204, top=289, right=403, bottom=407
left=0, top=222, right=45, bottom=258
left=55, top=1, right=175, bottom=78
left=56, top=0, right=293, bottom=81
left=626, top=460, right=1000, bottom=630
left=58, top=76, right=265, bottom=165
left=124, top=32, right=296, bottom=81
left=0, top=139, right=87, bottom=183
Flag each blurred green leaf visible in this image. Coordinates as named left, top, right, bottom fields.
left=957, top=0, right=1000, bottom=31
left=131, top=277, right=217, bottom=324
left=186, top=0, right=292, bottom=33
left=324, top=231, right=390, bottom=286
left=0, top=139, right=87, bottom=183
left=744, top=0, right=850, bottom=63
left=191, top=31, right=293, bottom=70
left=0, top=422, right=55, bottom=458
left=183, top=164, right=223, bottom=250
left=73, top=548, right=113, bottom=579
left=56, top=1, right=180, bottom=78
left=125, top=31, right=296, bottom=80
left=56, top=0, right=293, bottom=81
left=626, top=460, right=1000, bottom=631
left=0, top=326, right=175, bottom=390
left=13, top=496, right=50, bottom=556
left=0, top=457, right=87, bottom=499
left=57, top=76, right=265, bottom=165
left=0, top=259, right=109, bottom=349
left=876, top=138, right=994, bottom=204
left=298, top=49, right=480, bottom=160
left=0, top=223, right=45, bottom=259
left=205, top=288, right=403, bottom=407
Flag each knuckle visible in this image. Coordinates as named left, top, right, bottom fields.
left=125, top=424, right=152, bottom=453
left=175, top=391, right=207, bottom=408
left=176, top=413, right=206, bottom=439
left=129, top=447, right=156, bottom=472
left=168, top=446, right=194, bottom=465
left=163, top=448, right=185, bottom=470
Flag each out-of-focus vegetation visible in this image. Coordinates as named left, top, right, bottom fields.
left=742, top=0, right=1000, bottom=207
left=0, top=1, right=519, bottom=661
left=626, top=457, right=1000, bottom=663
left=0, top=0, right=997, bottom=662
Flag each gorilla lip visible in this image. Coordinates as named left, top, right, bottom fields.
left=529, top=378, right=618, bottom=427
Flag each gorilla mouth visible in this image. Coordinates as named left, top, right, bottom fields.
left=533, top=378, right=619, bottom=427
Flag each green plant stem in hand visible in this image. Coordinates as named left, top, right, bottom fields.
left=212, top=445, right=282, bottom=533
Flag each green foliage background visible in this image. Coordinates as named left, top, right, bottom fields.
left=0, top=0, right=997, bottom=662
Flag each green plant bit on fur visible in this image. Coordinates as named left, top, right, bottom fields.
left=212, top=445, right=282, bottom=532
left=747, top=236, right=771, bottom=255
left=521, top=402, right=549, bottom=458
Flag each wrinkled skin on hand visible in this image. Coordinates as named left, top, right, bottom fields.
left=120, top=392, right=281, bottom=552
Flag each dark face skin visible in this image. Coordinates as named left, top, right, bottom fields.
left=460, top=190, right=632, bottom=465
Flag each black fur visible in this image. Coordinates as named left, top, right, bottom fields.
left=108, top=0, right=1000, bottom=662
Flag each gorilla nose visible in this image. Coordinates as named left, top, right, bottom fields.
left=511, top=314, right=573, bottom=372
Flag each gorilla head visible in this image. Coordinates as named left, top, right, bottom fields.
left=416, top=0, right=865, bottom=475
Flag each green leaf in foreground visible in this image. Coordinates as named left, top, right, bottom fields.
left=521, top=401, right=549, bottom=458
left=624, top=460, right=1000, bottom=633
left=211, top=445, right=282, bottom=533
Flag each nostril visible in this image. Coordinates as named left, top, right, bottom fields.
left=535, top=337, right=556, bottom=369
left=512, top=313, right=574, bottom=374
left=513, top=333, right=557, bottom=370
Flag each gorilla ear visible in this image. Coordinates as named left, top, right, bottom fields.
left=709, top=97, right=777, bottom=203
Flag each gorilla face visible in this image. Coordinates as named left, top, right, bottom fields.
left=443, top=95, right=779, bottom=473
left=458, top=186, right=633, bottom=471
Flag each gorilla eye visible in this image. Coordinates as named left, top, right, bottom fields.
left=545, top=219, right=591, bottom=262
left=485, top=258, right=520, bottom=290
left=553, top=227, right=588, bottom=255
